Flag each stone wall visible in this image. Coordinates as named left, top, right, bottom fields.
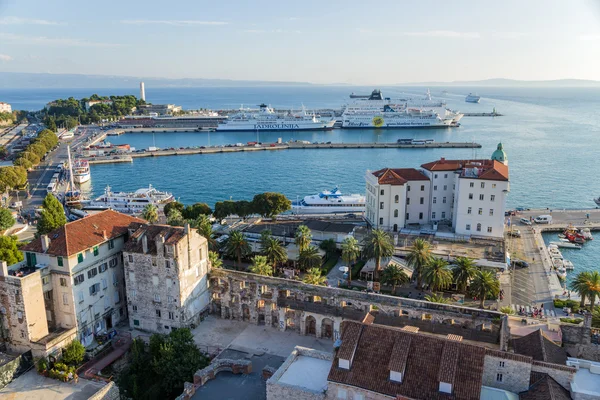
left=0, top=350, right=33, bottom=389
left=326, top=382, right=394, bottom=400
left=87, top=381, right=120, bottom=400
left=530, top=360, right=576, bottom=390
left=176, top=359, right=252, bottom=400
left=211, top=269, right=506, bottom=346
left=481, top=353, right=531, bottom=394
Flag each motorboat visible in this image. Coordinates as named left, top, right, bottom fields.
left=549, top=241, right=582, bottom=250
left=563, top=260, right=574, bottom=271
left=556, top=266, right=567, bottom=280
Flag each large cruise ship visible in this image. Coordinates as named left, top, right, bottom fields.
left=72, top=160, right=91, bottom=184
left=216, top=104, right=335, bottom=131
left=82, top=185, right=174, bottom=214
left=292, top=188, right=365, bottom=214
left=341, top=90, right=463, bottom=129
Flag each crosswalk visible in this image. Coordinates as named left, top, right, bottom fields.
left=510, top=304, right=556, bottom=317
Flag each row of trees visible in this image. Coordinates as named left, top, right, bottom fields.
left=38, top=194, right=68, bottom=235
left=213, top=192, right=291, bottom=219
left=13, top=129, right=59, bottom=171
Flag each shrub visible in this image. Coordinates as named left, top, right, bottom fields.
left=560, top=317, right=583, bottom=325
left=553, top=299, right=565, bottom=308
left=36, top=357, right=48, bottom=373
left=61, top=340, right=85, bottom=365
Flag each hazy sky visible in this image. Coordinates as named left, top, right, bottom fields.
left=1, top=0, right=600, bottom=84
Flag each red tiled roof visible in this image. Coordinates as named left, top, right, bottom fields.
left=328, top=321, right=486, bottom=400
left=123, top=223, right=189, bottom=255
left=371, top=168, right=429, bottom=185
left=512, top=329, right=567, bottom=365
left=421, top=158, right=509, bottom=182
left=519, top=373, right=571, bottom=400
left=22, top=210, right=145, bottom=257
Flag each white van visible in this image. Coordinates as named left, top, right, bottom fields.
left=534, top=215, right=552, bottom=224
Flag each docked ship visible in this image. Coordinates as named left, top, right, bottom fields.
left=465, top=93, right=481, bottom=103
left=72, top=159, right=91, bottom=184
left=82, top=185, right=174, bottom=214
left=216, top=104, right=335, bottom=131
left=292, top=188, right=365, bottom=214
left=341, top=90, right=463, bottom=129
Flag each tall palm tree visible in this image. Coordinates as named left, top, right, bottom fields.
left=424, top=293, right=449, bottom=304
left=452, top=257, right=477, bottom=293
left=142, top=204, right=158, bottom=223
left=197, top=216, right=217, bottom=251
left=592, top=307, right=600, bottom=329
left=341, top=236, right=360, bottom=285
left=380, top=264, right=409, bottom=293
left=298, top=246, right=322, bottom=271
left=208, top=251, right=222, bottom=269
left=295, top=225, right=312, bottom=252
left=259, top=229, right=273, bottom=248
left=470, top=270, right=500, bottom=309
left=361, top=229, right=394, bottom=278
left=585, top=271, right=600, bottom=310
left=249, top=255, right=273, bottom=276
left=405, top=238, right=432, bottom=289
left=570, top=271, right=593, bottom=308
left=423, top=258, right=452, bottom=292
left=261, top=236, right=287, bottom=270
left=303, top=267, right=327, bottom=286
left=224, top=230, right=251, bottom=267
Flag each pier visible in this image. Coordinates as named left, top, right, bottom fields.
left=462, top=112, right=503, bottom=117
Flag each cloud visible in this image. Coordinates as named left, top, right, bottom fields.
left=0, top=33, right=122, bottom=47
left=120, top=19, right=228, bottom=26
left=358, top=29, right=479, bottom=39
left=0, top=54, right=13, bottom=61
left=0, top=16, right=60, bottom=25
left=288, top=17, right=300, bottom=21
left=492, top=32, right=529, bottom=39
left=579, top=34, right=600, bottom=41
left=244, top=29, right=302, bottom=34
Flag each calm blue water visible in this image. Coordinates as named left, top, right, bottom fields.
left=542, top=232, right=600, bottom=287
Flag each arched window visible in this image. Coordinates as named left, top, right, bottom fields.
left=394, top=209, right=398, bottom=218
left=394, top=195, right=399, bottom=203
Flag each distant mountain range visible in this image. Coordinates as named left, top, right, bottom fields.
left=0, top=72, right=599, bottom=88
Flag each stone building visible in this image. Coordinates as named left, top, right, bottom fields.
left=123, top=223, right=209, bottom=334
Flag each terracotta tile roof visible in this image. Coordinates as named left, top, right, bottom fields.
left=438, top=341, right=460, bottom=384
left=485, top=349, right=533, bottom=363
left=22, top=210, right=145, bottom=257
left=421, top=158, right=509, bottom=182
left=123, top=223, right=189, bottom=255
left=519, top=373, right=571, bottom=400
left=328, top=321, right=486, bottom=400
left=512, top=329, right=567, bottom=365
left=336, top=322, right=362, bottom=361
left=371, top=168, right=429, bottom=185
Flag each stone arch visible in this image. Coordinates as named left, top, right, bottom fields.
left=241, top=304, right=250, bottom=321
left=305, top=315, right=317, bottom=336
left=321, top=318, right=334, bottom=339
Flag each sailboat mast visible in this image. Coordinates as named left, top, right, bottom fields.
left=67, top=145, right=75, bottom=193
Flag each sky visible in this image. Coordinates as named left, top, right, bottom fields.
left=1, top=0, right=600, bottom=84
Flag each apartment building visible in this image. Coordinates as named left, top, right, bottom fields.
left=123, top=223, right=209, bottom=334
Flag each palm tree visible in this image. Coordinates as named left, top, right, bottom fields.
left=452, top=257, right=477, bottom=293
left=361, top=229, right=394, bottom=278
left=585, top=271, right=600, bottom=310
left=319, top=239, right=338, bottom=260
left=405, top=238, right=432, bottom=289
left=303, top=267, right=327, bottom=286
left=261, top=236, right=287, bottom=270
left=341, top=236, right=360, bottom=285
left=142, top=204, right=158, bottom=223
left=295, top=225, right=312, bottom=252
left=380, top=264, right=409, bottom=293
left=570, top=271, right=592, bottom=308
left=259, top=229, right=273, bottom=248
left=499, top=306, right=515, bottom=315
left=197, top=216, right=217, bottom=251
left=423, top=258, right=452, bottom=292
left=470, top=270, right=500, bottom=309
left=424, top=293, right=449, bottom=304
left=224, top=230, right=251, bottom=267
left=208, top=251, right=222, bottom=269
left=592, top=307, right=600, bottom=329
left=249, top=255, right=273, bottom=276
left=298, top=246, right=322, bottom=271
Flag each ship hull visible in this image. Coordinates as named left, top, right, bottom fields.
left=73, top=173, right=91, bottom=184
left=292, top=205, right=365, bottom=214
left=217, top=121, right=335, bottom=132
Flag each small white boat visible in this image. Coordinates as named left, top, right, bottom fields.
left=465, top=93, right=481, bottom=103
left=563, top=260, right=574, bottom=270
left=581, top=228, right=593, bottom=240
left=552, top=257, right=564, bottom=269
left=556, top=266, right=567, bottom=279
left=549, top=241, right=582, bottom=250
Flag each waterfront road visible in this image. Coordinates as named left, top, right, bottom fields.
left=515, top=208, right=600, bottom=227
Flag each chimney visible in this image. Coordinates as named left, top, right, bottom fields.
left=142, top=234, right=148, bottom=254
left=41, top=235, right=51, bottom=252
left=440, top=157, right=445, bottom=162
left=184, top=222, right=190, bottom=235
left=156, top=234, right=165, bottom=256
left=102, top=230, right=107, bottom=240
left=0, top=261, right=7, bottom=277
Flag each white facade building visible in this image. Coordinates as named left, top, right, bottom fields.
left=0, top=102, right=12, bottom=113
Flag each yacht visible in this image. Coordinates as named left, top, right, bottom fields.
left=82, top=185, right=174, bottom=214
left=72, top=160, right=91, bottom=184
left=550, top=241, right=582, bottom=250
left=216, top=104, right=335, bottom=131
left=292, top=187, right=365, bottom=214
left=465, top=93, right=481, bottom=103
left=341, top=89, right=463, bottom=129
left=563, top=260, right=575, bottom=271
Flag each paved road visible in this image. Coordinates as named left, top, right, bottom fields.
left=326, top=258, right=348, bottom=287
left=515, top=209, right=600, bottom=226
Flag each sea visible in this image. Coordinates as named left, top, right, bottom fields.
left=1, top=85, right=599, bottom=284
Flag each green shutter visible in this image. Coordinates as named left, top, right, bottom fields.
left=31, top=253, right=37, bottom=266
left=93, top=246, right=99, bottom=256
left=77, top=253, right=83, bottom=263
left=26, top=252, right=32, bottom=267
left=57, top=257, right=63, bottom=267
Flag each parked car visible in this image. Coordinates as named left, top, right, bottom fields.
left=512, top=259, right=530, bottom=269
left=508, top=230, right=521, bottom=238
left=520, top=218, right=532, bottom=225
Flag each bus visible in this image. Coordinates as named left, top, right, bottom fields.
left=46, top=181, right=57, bottom=194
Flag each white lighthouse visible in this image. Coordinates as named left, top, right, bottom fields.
left=139, top=82, right=146, bottom=101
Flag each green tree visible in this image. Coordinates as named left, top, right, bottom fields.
left=260, top=236, right=287, bottom=270
left=294, top=225, right=312, bottom=252
left=341, top=236, right=360, bottom=285
left=424, top=293, right=450, bottom=304
left=0, top=208, right=15, bottom=231
left=141, top=204, right=158, bottom=223
left=251, top=192, right=291, bottom=218
left=224, top=230, right=251, bottom=267
left=13, top=158, right=33, bottom=170
left=196, top=215, right=217, bottom=251
left=361, top=229, right=394, bottom=278
left=452, top=257, right=477, bottom=294
left=298, top=246, right=322, bottom=271
left=423, top=258, right=452, bottom=292
left=592, top=307, right=600, bottom=328
left=163, top=201, right=184, bottom=218
left=319, top=238, right=338, bottom=259
left=28, top=143, right=48, bottom=158
left=38, top=194, right=67, bottom=235
left=209, top=251, right=222, bottom=269
left=61, top=340, right=85, bottom=365
left=234, top=200, right=254, bottom=219
left=0, top=236, right=24, bottom=265
left=405, top=238, right=432, bottom=289
left=500, top=306, right=515, bottom=315
left=249, top=255, right=273, bottom=276
left=303, top=267, right=327, bottom=286
left=213, top=200, right=236, bottom=220
left=380, top=264, right=409, bottom=293
left=584, top=271, right=600, bottom=310
left=182, top=203, right=212, bottom=220
left=166, top=209, right=184, bottom=226
left=470, top=270, right=500, bottom=309
left=570, top=271, right=593, bottom=308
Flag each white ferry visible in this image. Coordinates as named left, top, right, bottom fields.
left=216, top=104, right=335, bottom=131
left=72, top=159, right=91, bottom=184
left=292, top=187, right=365, bottom=214
left=341, top=89, right=463, bottom=129
left=82, top=185, right=174, bottom=214
left=465, top=93, right=481, bottom=103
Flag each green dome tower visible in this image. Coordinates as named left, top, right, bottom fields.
left=491, top=142, right=508, bottom=166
